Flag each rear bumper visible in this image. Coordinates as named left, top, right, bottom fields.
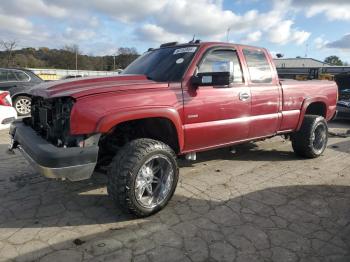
left=9, top=121, right=99, bottom=181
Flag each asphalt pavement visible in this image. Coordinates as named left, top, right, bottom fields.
left=0, top=121, right=349, bottom=262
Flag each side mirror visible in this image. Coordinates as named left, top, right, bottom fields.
left=191, top=71, right=233, bottom=87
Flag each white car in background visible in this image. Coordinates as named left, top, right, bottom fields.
left=0, top=91, right=17, bottom=130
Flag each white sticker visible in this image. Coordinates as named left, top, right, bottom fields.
left=202, top=76, right=212, bottom=84
left=173, top=46, right=197, bottom=55
left=176, top=58, right=184, bottom=64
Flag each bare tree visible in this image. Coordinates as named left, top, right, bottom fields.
left=1, top=40, right=18, bottom=67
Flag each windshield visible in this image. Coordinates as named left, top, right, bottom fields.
left=122, top=45, right=198, bottom=82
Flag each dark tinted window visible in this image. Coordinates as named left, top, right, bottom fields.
left=15, top=71, right=30, bottom=81
left=7, top=71, right=17, bottom=81
left=199, top=50, right=243, bottom=83
left=0, top=69, right=7, bottom=81
left=123, top=46, right=198, bottom=82
left=243, top=49, right=272, bottom=83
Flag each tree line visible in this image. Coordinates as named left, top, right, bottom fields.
left=324, top=56, right=348, bottom=66
left=0, top=41, right=140, bottom=70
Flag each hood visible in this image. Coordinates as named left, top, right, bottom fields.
left=30, top=75, right=168, bottom=99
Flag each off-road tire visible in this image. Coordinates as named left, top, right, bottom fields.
left=291, top=115, right=328, bottom=158
left=107, top=138, right=179, bottom=217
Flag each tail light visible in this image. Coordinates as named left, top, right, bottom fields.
left=0, top=91, right=12, bottom=107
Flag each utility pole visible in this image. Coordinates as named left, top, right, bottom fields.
left=304, top=43, right=309, bottom=58
left=113, top=55, right=116, bottom=71
left=75, top=49, right=78, bottom=75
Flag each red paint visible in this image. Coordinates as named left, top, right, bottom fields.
left=34, top=42, right=338, bottom=154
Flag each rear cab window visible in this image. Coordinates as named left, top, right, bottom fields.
left=243, top=49, right=273, bottom=84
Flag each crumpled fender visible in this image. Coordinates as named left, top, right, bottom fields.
left=71, top=106, right=185, bottom=152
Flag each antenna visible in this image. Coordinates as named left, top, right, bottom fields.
left=189, top=34, right=196, bottom=43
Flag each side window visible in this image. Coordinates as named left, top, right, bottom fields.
left=0, top=70, right=7, bottom=81
left=199, top=50, right=243, bottom=83
left=7, top=71, right=17, bottom=81
left=243, top=49, right=273, bottom=83
left=15, top=71, right=30, bottom=81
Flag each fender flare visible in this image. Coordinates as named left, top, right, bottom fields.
left=296, top=96, right=328, bottom=131
left=95, top=107, right=185, bottom=151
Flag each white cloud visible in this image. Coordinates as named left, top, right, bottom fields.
left=0, top=0, right=314, bottom=53
left=0, top=0, right=67, bottom=18
left=243, top=31, right=262, bottom=43
left=268, top=20, right=293, bottom=44
left=64, top=27, right=96, bottom=41
left=292, top=30, right=311, bottom=45
left=314, top=36, right=329, bottom=49
left=268, top=20, right=310, bottom=45
left=134, top=0, right=310, bottom=45
left=87, top=0, right=167, bottom=22
left=136, top=24, right=188, bottom=43
left=0, top=14, right=33, bottom=35
left=287, top=0, right=350, bottom=21
left=155, top=0, right=238, bottom=36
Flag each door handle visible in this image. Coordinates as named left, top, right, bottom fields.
left=239, top=92, right=250, bottom=101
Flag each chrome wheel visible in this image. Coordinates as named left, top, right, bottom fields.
left=15, top=97, right=31, bottom=115
left=312, top=123, right=327, bottom=153
left=134, top=154, right=174, bottom=209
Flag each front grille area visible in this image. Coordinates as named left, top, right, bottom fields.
left=26, top=96, right=75, bottom=147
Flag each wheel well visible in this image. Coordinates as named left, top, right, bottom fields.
left=305, top=102, right=326, bottom=118
left=12, top=94, right=32, bottom=102
left=97, top=117, right=180, bottom=167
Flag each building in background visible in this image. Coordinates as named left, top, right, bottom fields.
left=274, top=58, right=332, bottom=68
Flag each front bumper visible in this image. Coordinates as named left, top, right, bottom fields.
left=9, top=121, right=99, bottom=181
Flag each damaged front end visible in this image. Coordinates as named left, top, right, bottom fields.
left=28, top=96, right=77, bottom=147
left=9, top=96, right=100, bottom=181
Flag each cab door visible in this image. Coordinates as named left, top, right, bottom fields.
left=242, top=48, right=281, bottom=138
left=183, top=48, right=251, bottom=152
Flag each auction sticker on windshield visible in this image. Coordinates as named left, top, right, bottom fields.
left=173, top=47, right=197, bottom=55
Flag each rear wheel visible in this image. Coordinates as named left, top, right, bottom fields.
left=107, top=138, right=179, bottom=217
left=14, top=96, right=31, bottom=116
left=291, top=115, right=328, bottom=158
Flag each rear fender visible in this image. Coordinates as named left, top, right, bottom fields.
left=296, top=97, right=328, bottom=131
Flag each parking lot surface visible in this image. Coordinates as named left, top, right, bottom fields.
left=0, top=122, right=350, bottom=262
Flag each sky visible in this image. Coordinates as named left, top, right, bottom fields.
left=0, top=0, right=350, bottom=62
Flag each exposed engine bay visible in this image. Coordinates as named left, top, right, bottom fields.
left=24, top=96, right=83, bottom=147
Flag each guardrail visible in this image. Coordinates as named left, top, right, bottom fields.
left=27, top=68, right=121, bottom=80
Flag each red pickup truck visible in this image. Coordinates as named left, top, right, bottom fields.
left=9, top=42, right=337, bottom=216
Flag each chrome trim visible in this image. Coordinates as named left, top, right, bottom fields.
left=18, top=146, right=96, bottom=181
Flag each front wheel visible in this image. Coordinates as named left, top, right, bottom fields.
left=14, top=96, right=31, bottom=116
left=107, top=138, right=179, bottom=217
left=291, top=115, right=328, bottom=158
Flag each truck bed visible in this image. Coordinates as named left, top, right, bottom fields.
left=280, top=79, right=338, bottom=119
